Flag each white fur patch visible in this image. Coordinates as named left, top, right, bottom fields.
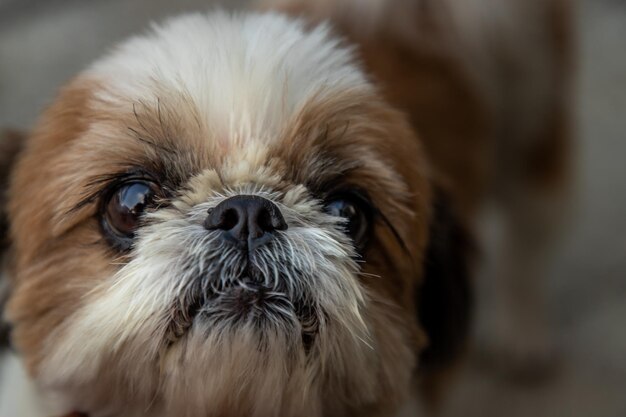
left=86, top=11, right=372, bottom=147
left=0, top=352, right=46, bottom=417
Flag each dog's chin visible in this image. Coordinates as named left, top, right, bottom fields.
left=167, top=266, right=318, bottom=351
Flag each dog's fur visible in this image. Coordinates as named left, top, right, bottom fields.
left=0, top=0, right=572, bottom=416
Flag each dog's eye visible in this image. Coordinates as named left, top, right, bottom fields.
left=324, top=193, right=373, bottom=250
left=101, top=181, right=157, bottom=250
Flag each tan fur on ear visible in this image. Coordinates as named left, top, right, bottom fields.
left=0, top=128, right=26, bottom=347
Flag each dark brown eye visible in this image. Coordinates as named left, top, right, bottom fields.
left=324, top=193, right=373, bottom=251
left=101, top=181, right=156, bottom=250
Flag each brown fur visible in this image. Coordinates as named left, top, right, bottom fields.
left=4, top=80, right=142, bottom=386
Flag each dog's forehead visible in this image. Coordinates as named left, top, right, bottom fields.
left=86, top=12, right=372, bottom=147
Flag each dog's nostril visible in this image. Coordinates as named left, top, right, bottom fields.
left=257, top=209, right=275, bottom=233
left=220, top=208, right=240, bottom=231
left=204, top=195, right=287, bottom=250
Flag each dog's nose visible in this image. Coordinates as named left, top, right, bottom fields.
left=204, top=195, right=287, bottom=250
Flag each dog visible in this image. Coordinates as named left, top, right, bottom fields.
left=0, top=0, right=572, bottom=416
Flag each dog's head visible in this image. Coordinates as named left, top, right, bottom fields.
left=1, top=12, right=470, bottom=417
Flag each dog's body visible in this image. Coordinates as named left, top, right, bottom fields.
left=0, top=0, right=572, bottom=416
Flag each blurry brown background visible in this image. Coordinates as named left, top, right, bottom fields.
left=0, top=0, right=625, bottom=416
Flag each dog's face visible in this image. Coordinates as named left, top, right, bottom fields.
left=2, top=13, right=469, bottom=417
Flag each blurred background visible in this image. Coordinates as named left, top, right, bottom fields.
left=0, top=0, right=624, bottom=416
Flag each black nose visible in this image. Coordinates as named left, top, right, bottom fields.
left=204, top=195, right=287, bottom=250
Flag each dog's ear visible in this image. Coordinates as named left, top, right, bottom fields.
left=0, top=129, right=25, bottom=347
left=417, top=186, right=473, bottom=396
